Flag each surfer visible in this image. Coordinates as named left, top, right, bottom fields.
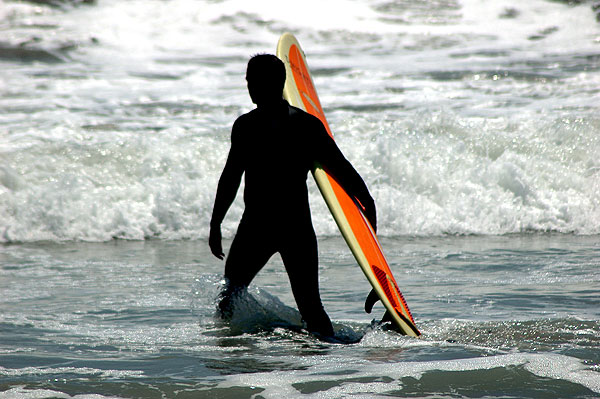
left=209, top=54, right=376, bottom=337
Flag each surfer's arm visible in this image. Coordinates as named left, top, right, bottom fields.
left=209, top=122, right=244, bottom=259
left=314, top=123, right=377, bottom=232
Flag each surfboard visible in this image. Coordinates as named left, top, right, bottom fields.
left=276, top=33, right=420, bottom=337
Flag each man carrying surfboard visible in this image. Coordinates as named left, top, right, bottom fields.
left=209, top=54, right=376, bottom=338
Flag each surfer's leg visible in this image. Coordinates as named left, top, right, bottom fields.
left=218, top=220, right=275, bottom=318
left=280, top=229, right=334, bottom=337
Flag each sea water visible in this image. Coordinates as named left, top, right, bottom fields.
left=1, top=0, right=599, bottom=397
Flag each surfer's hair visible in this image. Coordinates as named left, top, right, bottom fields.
left=246, top=54, right=286, bottom=98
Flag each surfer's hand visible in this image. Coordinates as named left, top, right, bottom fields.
left=209, top=225, right=225, bottom=260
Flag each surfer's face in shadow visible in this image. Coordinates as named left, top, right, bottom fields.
left=246, top=54, right=286, bottom=106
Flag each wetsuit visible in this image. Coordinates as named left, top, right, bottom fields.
left=210, top=99, right=375, bottom=336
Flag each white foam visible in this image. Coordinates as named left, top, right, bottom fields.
left=0, top=387, right=126, bottom=399
left=2, top=111, right=598, bottom=241
left=0, top=366, right=143, bottom=379
left=217, top=352, right=600, bottom=398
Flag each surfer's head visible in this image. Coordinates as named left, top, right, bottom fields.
left=246, top=54, right=286, bottom=105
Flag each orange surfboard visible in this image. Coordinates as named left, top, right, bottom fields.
left=276, top=33, right=420, bottom=336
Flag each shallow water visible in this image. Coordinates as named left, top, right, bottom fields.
left=1, top=236, right=599, bottom=398
left=1, top=0, right=600, bottom=397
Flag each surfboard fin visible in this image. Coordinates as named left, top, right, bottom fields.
left=365, top=289, right=396, bottom=330
left=366, top=290, right=419, bottom=336
left=380, top=310, right=403, bottom=333
left=381, top=310, right=394, bottom=324
left=364, top=288, right=380, bottom=313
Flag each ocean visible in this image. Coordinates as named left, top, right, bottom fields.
left=1, top=0, right=599, bottom=397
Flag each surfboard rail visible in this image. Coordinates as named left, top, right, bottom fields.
left=276, top=32, right=420, bottom=337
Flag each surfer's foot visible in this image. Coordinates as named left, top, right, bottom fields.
left=303, top=315, right=334, bottom=338
left=310, top=329, right=362, bottom=345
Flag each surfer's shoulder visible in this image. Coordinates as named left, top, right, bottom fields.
left=288, top=105, right=323, bottom=127
left=230, top=112, right=254, bottom=143
left=234, top=110, right=255, bottom=125
left=231, top=111, right=257, bottom=135
left=287, top=104, right=309, bottom=119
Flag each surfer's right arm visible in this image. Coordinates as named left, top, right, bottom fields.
left=209, top=120, right=244, bottom=260
left=311, top=118, right=378, bottom=232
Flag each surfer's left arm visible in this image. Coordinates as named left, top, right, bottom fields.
left=209, top=120, right=245, bottom=259
left=313, top=121, right=377, bottom=232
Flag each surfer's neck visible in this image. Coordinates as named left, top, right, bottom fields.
left=256, top=98, right=287, bottom=110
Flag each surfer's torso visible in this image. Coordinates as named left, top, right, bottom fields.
left=231, top=100, right=328, bottom=221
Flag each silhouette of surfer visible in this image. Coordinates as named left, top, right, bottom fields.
left=209, top=54, right=376, bottom=337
